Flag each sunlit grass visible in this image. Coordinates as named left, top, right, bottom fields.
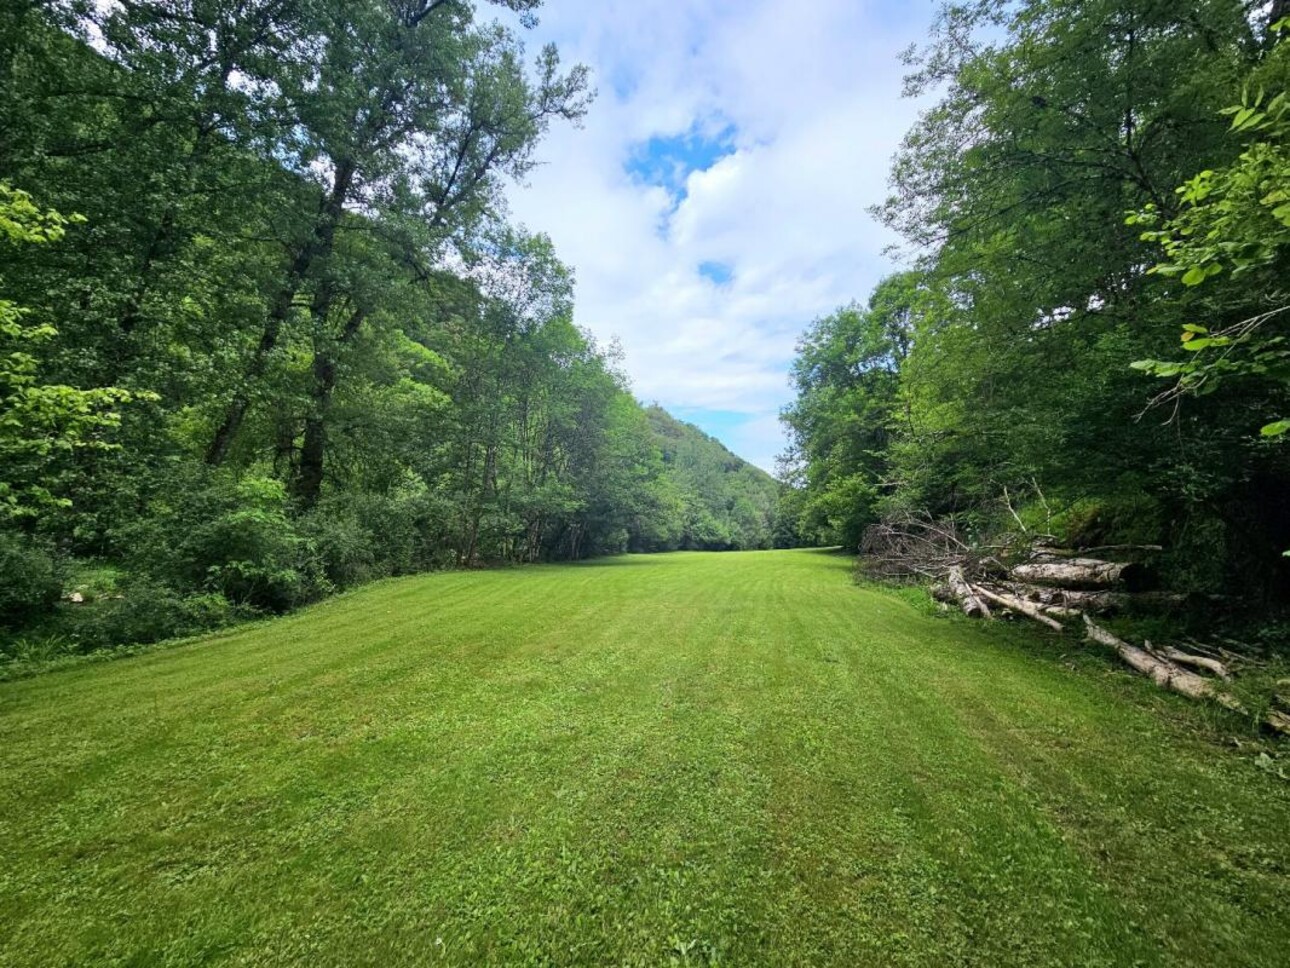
left=2, top=550, right=1287, bottom=966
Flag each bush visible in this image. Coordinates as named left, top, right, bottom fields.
left=124, top=474, right=326, bottom=612
left=299, top=505, right=379, bottom=589
left=61, top=580, right=250, bottom=651
left=300, top=489, right=456, bottom=587
left=1049, top=493, right=1164, bottom=549
left=0, top=532, right=61, bottom=627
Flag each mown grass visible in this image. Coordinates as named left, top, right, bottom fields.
left=2, top=549, right=1288, bottom=966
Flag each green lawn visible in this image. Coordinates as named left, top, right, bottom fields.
left=2, top=550, right=1287, bottom=967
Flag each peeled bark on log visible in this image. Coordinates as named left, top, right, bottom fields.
left=1012, top=558, right=1146, bottom=591
left=1083, top=617, right=1290, bottom=736
left=974, top=584, right=1064, bottom=632
left=947, top=566, right=990, bottom=619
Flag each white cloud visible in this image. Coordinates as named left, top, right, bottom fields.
left=503, top=0, right=936, bottom=472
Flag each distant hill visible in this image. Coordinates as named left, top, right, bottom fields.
left=642, top=405, right=781, bottom=551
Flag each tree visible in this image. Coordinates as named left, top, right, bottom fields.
left=1131, top=19, right=1290, bottom=441
left=0, top=184, right=144, bottom=517
left=780, top=274, right=917, bottom=547
left=785, top=0, right=1290, bottom=592
left=199, top=0, right=591, bottom=509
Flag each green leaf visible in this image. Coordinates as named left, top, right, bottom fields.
left=1260, top=419, right=1290, bottom=437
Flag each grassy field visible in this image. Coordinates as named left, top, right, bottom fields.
left=2, top=550, right=1288, bottom=966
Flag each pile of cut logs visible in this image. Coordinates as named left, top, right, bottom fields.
left=931, top=552, right=1165, bottom=629
left=863, top=519, right=1290, bottom=736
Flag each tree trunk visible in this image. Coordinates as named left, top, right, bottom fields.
left=1011, top=558, right=1146, bottom=590
left=293, top=306, right=366, bottom=507
left=1271, top=0, right=1289, bottom=38
left=293, top=359, right=331, bottom=507
left=1083, top=617, right=1290, bottom=736
left=947, top=565, right=990, bottom=618
left=205, top=158, right=355, bottom=466
left=1001, top=584, right=1181, bottom=614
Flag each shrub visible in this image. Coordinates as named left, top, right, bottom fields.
left=0, top=532, right=61, bottom=627
left=299, top=506, right=378, bottom=589
left=1050, top=494, right=1164, bottom=549
left=124, top=474, right=325, bottom=612
left=61, top=580, right=249, bottom=651
left=300, top=489, right=456, bottom=587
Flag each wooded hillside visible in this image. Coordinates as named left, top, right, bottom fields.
left=643, top=406, right=781, bottom=552
left=0, top=2, right=779, bottom=659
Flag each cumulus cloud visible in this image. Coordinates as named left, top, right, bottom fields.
left=502, top=0, right=935, bottom=472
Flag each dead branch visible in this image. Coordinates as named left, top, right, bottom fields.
left=1151, top=645, right=1231, bottom=681
left=1084, top=617, right=1289, bottom=736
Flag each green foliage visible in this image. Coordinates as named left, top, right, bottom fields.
left=785, top=1, right=1290, bottom=601
left=299, top=490, right=456, bottom=587
left=780, top=274, right=922, bottom=546
left=0, top=4, right=783, bottom=648
left=0, top=532, right=61, bottom=627
left=0, top=184, right=147, bottom=517
left=192, top=479, right=316, bottom=611
left=644, top=406, right=780, bottom=551
left=58, top=582, right=248, bottom=653
left=1049, top=495, right=1165, bottom=550
left=121, top=475, right=322, bottom=613
left=1130, top=25, right=1290, bottom=439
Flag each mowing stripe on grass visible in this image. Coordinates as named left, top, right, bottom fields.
left=2, top=550, right=1288, bottom=966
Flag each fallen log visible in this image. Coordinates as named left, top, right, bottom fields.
left=1012, top=558, right=1147, bottom=590
left=947, top=566, right=990, bottom=619
left=1083, top=617, right=1290, bottom=736
left=974, top=584, right=1064, bottom=631
left=1152, top=645, right=1231, bottom=681
left=998, top=584, right=1150, bottom=615
left=1084, top=617, right=1214, bottom=699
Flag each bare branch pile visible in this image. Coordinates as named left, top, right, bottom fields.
left=861, top=514, right=1288, bottom=736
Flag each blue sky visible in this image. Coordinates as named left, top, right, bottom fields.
left=504, top=0, right=938, bottom=472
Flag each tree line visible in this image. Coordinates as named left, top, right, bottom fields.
left=781, top=0, right=1290, bottom=607
left=0, top=1, right=780, bottom=658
